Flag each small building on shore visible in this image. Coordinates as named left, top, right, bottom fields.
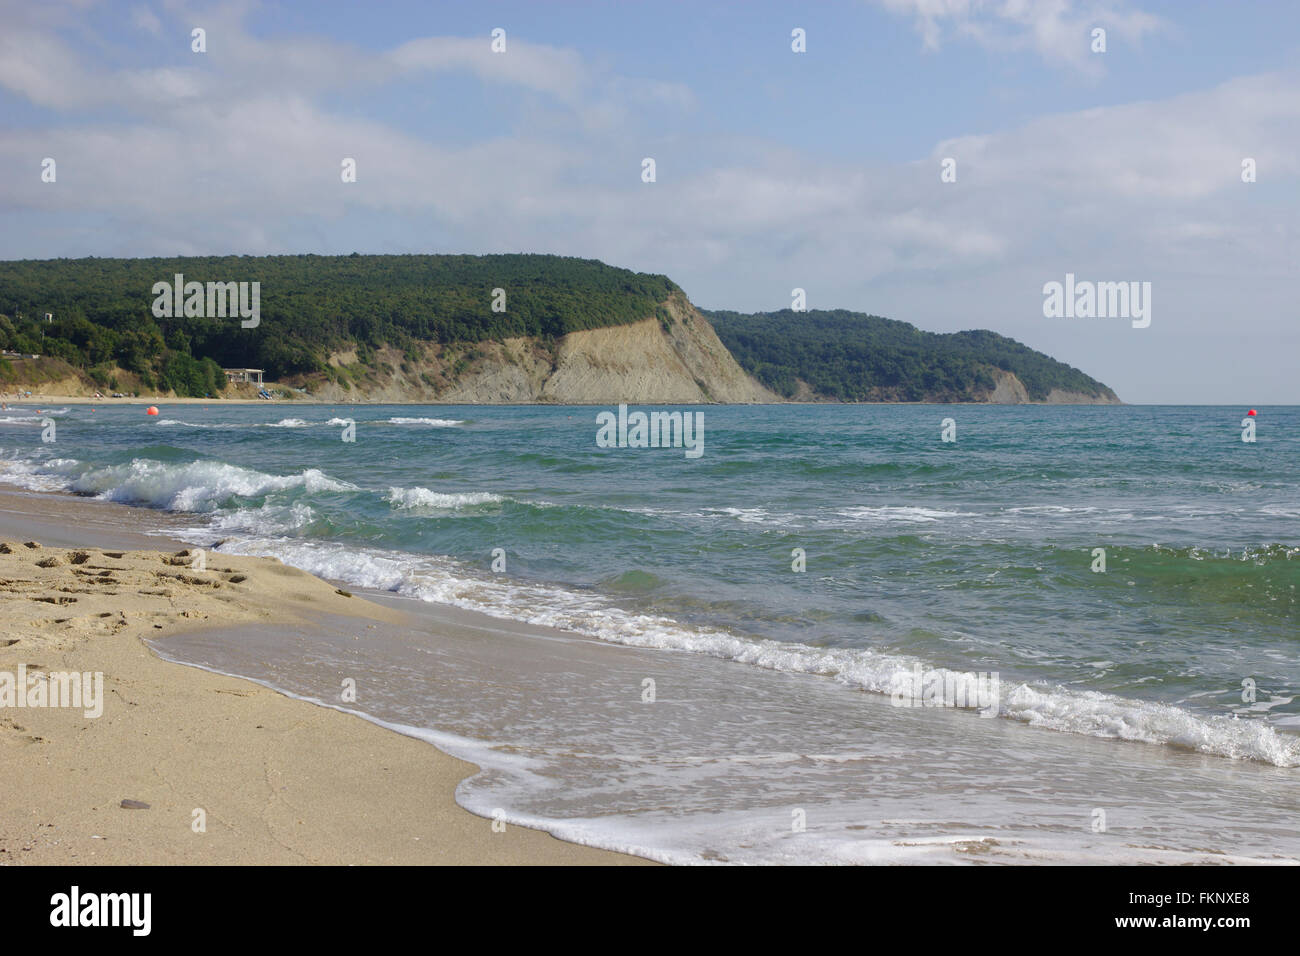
left=223, top=368, right=264, bottom=385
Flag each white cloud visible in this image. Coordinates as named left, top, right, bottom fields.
left=387, top=36, right=587, bottom=104
left=875, top=0, right=1163, bottom=71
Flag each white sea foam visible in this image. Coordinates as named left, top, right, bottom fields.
left=709, top=506, right=799, bottom=526
left=0, top=406, right=69, bottom=424
left=837, top=506, right=971, bottom=523
left=1001, top=684, right=1300, bottom=766
left=154, top=419, right=259, bottom=430
left=203, top=501, right=317, bottom=535
left=388, top=417, right=463, bottom=426
left=385, top=486, right=503, bottom=509
left=0, top=455, right=355, bottom=511
left=0, top=455, right=83, bottom=491
left=155, top=418, right=314, bottom=429
left=1260, top=505, right=1300, bottom=518
left=154, top=419, right=203, bottom=428
left=1004, top=505, right=1099, bottom=515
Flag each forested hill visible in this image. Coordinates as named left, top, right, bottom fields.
left=705, top=309, right=1119, bottom=403
left=0, top=254, right=678, bottom=395
left=0, top=253, right=1115, bottom=403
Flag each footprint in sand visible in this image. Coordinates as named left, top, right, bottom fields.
left=0, top=719, right=44, bottom=746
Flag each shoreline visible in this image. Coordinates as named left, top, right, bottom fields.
left=4, top=393, right=1131, bottom=407
left=0, top=487, right=650, bottom=865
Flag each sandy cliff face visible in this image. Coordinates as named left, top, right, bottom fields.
left=312, top=292, right=777, bottom=405
left=984, top=370, right=1120, bottom=404
left=538, top=294, right=773, bottom=403
left=1041, top=387, right=1122, bottom=404
left=987, top=371, right=1120, bottom=404
left=987, top=369, right=1031, bottom=404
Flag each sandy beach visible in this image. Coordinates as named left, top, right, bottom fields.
left=0, top=489, right=647, bottom=865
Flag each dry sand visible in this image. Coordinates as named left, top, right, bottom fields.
left=0, top=495, right=648, bottom=865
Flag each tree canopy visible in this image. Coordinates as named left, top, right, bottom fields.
left=706, top=308, right=1115, bottom=402
left=0, top=254, right=678, bottom=395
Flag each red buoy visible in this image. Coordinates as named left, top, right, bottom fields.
left=1247, top=409, right=1257, bottom=416
left=146, top=406, right=159, bottom=416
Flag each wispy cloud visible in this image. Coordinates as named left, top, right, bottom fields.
left=874, top=0, right=1163, bottom=72
left=131, top=4, right=162, bottom=36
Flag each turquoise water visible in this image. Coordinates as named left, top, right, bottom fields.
left=3, top=403, right=1297, bottom=861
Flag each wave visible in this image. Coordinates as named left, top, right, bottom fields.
left=0, top=455, right=83, bottom=491
left=385, top=486, right=503, bottom=509
left=1002, top=684, right=1299, bottom=764
left=610, top=503, right=974, bottom=529
left=387, top=417, right=463, bottom=426
left=202, top=501, right=318, bottom=535
left=0, top=407, right=69, bottom=424
left=199, top=534, right=1300, bottom=768
left=708, top=506, right=799, bottom=526
left=146, top=415, right=466, bottom=428
left=2, top=451, right=522, bottom=525
left=837, top=506, right=974, bottom=523
left=1141, top=542, right=1299, bottom=563
left=0, top=454, right=355, bottom=512
left=156, top=417, right=313, bottom=429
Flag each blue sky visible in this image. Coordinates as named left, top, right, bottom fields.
left=2, top=0, right=1298, bottom=403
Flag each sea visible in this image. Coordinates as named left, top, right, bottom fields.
left=2, top=402, right=1296, bottom=863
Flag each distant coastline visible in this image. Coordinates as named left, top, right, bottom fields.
left=8, top=394, right=1127, bottom=406
left=1, top=254, right=1119, bottom=406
